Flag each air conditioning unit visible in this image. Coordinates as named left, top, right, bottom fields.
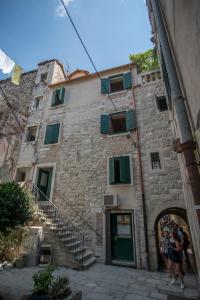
left=103, top=194, right=119, bottom=207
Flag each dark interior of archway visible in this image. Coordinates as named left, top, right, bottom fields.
left=155, top=211, right=196, bottom=273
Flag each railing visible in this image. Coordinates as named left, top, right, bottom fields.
left=141, top=70, right=161, bottom=84
left=25, top=182, right=86, bottom=269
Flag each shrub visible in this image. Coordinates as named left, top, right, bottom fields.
left=32, top=266, right=55, bottom=295
left=0, top=182, right=32, bottom=234
left=48, top=276, right=71, bottom=299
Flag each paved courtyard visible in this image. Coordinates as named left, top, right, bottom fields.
left=0, top=263, right=199, bottom=300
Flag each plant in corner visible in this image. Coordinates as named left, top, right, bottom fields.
left=48, top=276, right=71, bottom=300
left=32, top=266, right=55, bottom=299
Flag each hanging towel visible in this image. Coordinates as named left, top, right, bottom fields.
left=0, top=49, right=6, bottom=69
left=2, top=55, right=15, bottom=73
left=11, top=64, right=23, bottom=85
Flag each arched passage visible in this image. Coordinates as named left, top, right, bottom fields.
left=154, top=207, right=196, bottom=271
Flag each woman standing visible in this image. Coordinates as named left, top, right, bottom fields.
left=160, top=230, right=170, bottom=273
left=168, top=230, right=184, bottom=289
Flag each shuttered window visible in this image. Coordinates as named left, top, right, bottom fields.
left=100, top=110, right=136, bottom=134
left=109, top=156, right=131, bottom=184
left=101, top=72, right=132, bottom=94
left=44, top=123, right=60, bottom=144
left=51, top=88, right=65, bottom=107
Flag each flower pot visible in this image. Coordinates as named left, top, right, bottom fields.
left=15, top=257, right=26, bottom=268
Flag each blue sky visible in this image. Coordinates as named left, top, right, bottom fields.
left=0, top=0, right=152, bottom=78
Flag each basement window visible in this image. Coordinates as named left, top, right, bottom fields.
left=26, top=126, right=37, bottom=142
left=110, top=76, right=124, bottom=93
left=156, top=96, right=168, bottom=112
left=150, top=152, right=161, bottom=170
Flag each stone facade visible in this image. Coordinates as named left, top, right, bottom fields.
left=0, top=60, right=186, bottom=271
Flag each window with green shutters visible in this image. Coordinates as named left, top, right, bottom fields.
left=101, top=72, right=132, bottom=94
left=100, top=110, right=136, bottom=134
left=51, top=87, right=65, bottom=107
left=109, top=156, right=131, bottom=184
left=44, top=123, right=60, bottom=145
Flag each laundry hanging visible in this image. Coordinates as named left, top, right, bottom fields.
left=0, top=49, right=15, bottom=74
left=11, top=64, right=23, bottom=85
left=0, top=49, right=6, bottom=69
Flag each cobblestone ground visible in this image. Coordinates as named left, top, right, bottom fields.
left=0, top=263, right=199, bottom=300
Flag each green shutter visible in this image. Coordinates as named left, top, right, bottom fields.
left=123, top=72, right=132, bottom=89
left=125, top=110, right=137, bottom=131
left=120, top=156, right=131, bottom=184
left=109, top=158, right=115, bottom=184
left=51, top=90, right=56, bottom=107
left=101, top=78, right=110, bottom=94
left=100, top=114, right=110, bottom=134
left=59, top=87, right=65, bottom=104
left=44, top=123, right=60, bottom=144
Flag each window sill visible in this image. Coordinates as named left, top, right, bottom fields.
left=108, top=132, right=130, bottom=138
left=108, top=182, right=133, bottom=187
left=49, top=104, right=65, bottom=109
left=42, top=142, right=60, bottom=146
left=23, top=141, right=36, bottom=145
left=108, top=90, right=127, bottom=96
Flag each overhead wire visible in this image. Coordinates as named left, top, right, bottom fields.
left=60, top=0, right=118, bottom=112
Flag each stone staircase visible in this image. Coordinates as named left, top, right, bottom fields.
left=29, top=184, right=97, bottom=270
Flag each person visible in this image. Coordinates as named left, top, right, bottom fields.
left=168, top=230, right=184, bottom=289
left=173, top=223, right=184, bottom=244
left=160, top=230, right=170, bottom=273
left=180, top=227, right=190, bottom=265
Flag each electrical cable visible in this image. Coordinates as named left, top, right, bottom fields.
left=60, top=0, right=118, bottom=112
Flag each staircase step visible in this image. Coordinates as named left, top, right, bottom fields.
left=82, top=256, right=97, bottom=270
left=75, top=249, right=93, bottom=261
left=66, top=240, right=82, bottom=249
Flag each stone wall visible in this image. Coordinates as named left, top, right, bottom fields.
left=0, top=71, right=36, bottom=182
left=135, top=75, right=185, bottom=270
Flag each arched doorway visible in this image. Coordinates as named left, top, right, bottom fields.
left=155, top=207, right=196, bottom=271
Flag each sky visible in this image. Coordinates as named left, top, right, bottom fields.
left=0, top=0, right=152, bottom=78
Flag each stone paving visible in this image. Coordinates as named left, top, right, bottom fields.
left=0, top=263, right=199, bottom=300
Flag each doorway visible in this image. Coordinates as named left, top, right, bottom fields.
left=37, top=167, right=53, bottom=200
left=155, top=207, right=196, bottom=272
left=110, top=212, right=134, bottom=263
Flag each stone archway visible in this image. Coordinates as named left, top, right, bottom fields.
left=154, top=207, right=196, bottom=271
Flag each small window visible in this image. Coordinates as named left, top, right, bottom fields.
left=150, top=152, right=161, bottom=170
left=109, top=156, right=131, bottom=184
left=26, top=126, right=37, bottom=142
left=110, top=113, right=126, bottom=134
left=33, top=97, right=42, bottom=109
left=44, top=123, right=60, bottom=145
left=15, top=169, right=26, bottom=182
left=110, top=76, right=124, bottom=93
left=51, top=88, right=65, bottom=107
left=156, top=96, right=168, bottom=112
left=41, top=73, right=47, bottom=82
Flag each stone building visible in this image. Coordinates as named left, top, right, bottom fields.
left=0, top=58, right=188, bottom=270
left=146, top=0, right=200, bottom=277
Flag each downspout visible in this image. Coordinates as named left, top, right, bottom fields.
left=150, top=0, right=200, bottom=212
left=131, top=80, right=150, bottom=271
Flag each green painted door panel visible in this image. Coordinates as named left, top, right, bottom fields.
left=37, top=169, right=50, bottom=200
left=110, top=213, right=134, bottom=261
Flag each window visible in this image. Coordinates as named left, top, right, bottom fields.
left=51, top=88, right=65, bottom=107
left=26, top=126, right=37, bottom=142
left=101, top=72, right=132, bottom=94
left=44, top=123, right=60, bottom=145
left=40, top=73, right=47, bottom=82
left=15, top=168, right=27, bottom=182
left=110, top=76, right=124, bottom=93
left=33, top=97, right=42, bottom=109
left=110, top=113, right=126, bottom=134
left=109, top=156, right=131, bottom=184
left=101, top=110, right=136, bottom=135
left=156, top=96, right=168, bottom=112
left=150, top=152, right=161, bottom=170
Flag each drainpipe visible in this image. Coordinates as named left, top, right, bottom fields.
left=131, top=79, right=150, bottom=271
left=150, top=0, right=200, bottom=214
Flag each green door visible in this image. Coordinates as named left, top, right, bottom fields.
left=37, top=169, right=50, bottom=200
left=110, top=213, right=134, bottom=261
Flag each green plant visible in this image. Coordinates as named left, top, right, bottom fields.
left=32, top=266, right=55, bottom=295
left=129, top=49, right=159, bottom=73
left=0, top=182, right=33, bottom=234
left=48, top=276, right=71, bottom=299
